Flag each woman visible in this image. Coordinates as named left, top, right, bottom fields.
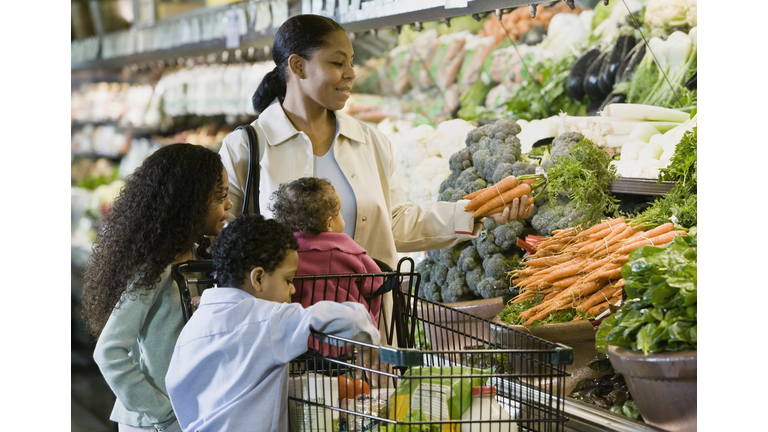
left=220, top=14, right=529, bottom=270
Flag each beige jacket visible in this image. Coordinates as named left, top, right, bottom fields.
left=219, top=99, right=479, bottom=269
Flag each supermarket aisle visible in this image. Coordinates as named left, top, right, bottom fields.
left=72, top=270, right=118, bottom=432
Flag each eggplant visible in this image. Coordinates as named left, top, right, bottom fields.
left=583, top=50, right=611, bottom=102
left=597, top=45, right=616, bottom=96
left=598, top=91, right=627, bottom=112
left=601, top=34, right=636, bottom=90
left=685, top=71, right=697, bottom=90
left=615, top=40, right=646, bottom=84
left=567, top=47, right=601, bottom=101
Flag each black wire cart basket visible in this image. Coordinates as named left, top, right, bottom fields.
left=285, top=258, right=574, bottom=432
left=172, top=257, right=574, bottom=432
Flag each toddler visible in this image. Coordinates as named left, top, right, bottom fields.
left=270, top=177, right=383, bottom=334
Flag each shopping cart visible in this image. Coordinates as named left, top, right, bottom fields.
left=287, top=257, right=574, bottom=432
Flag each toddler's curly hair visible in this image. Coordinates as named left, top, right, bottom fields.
left=213, top=213, right=299, bottom=288
left=269, top=177, right=340, bottom=236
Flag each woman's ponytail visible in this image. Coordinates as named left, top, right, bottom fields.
left=252, top=66, right=287, bottom=114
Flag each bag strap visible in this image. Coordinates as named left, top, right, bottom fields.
left=235, top=124, right=260, bottom=215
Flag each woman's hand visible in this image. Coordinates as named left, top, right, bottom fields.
left=486, top=194, right=535, bottom=224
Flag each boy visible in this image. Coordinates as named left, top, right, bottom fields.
left=165, top=213, right=381, bottom=432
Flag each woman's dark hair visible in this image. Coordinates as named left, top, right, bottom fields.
left=212, top=213, right=299, bottom=288
left=80, top=143, right=225, bottom=338
left=269, top=177, right=340, bottom=236
left=252, top=14, right=345, bottom=113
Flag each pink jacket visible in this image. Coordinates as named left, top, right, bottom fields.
left=292, top=232, right=382, bottom=322
left=292, top=232, right=383, bottom=357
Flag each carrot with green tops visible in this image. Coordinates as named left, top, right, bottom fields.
left=613, top=230, right=686, bottom=255
left=464, top=176, right=518, bottom=211
left=471, top=183, right=532, bottom=218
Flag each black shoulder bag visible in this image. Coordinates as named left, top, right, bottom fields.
left=235, top=124, right=260, bottom=215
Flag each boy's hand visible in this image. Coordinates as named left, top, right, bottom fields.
left=356, top=345, right=391, bottom=389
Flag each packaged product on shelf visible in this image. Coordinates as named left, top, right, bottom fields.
left=429, top=31, right=470, bottom=90
left=456, top=35, right=497, bottom=93
left=406, top=29, right=440, bottom=91
left=380, top=44, right=412, bottom=96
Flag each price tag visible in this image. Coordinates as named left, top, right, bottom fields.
left=225, top=9, right=240, bottom=49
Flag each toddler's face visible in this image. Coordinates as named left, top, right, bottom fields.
left=260, top=250, right=298, bottom=303
left=327, top=190, right=345, bottom=233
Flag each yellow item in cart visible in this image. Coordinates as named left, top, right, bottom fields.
left=388, top=366, right=489, bottom=432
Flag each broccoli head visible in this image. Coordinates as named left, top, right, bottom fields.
left=449, top=148, right=472, bottom=173
left=489, top=135, right=522, bottom=163
left=473, top=229, right=503, bottom=260
left=467, top=135, right=491, bottom=158
left=541, top=131, right=582, bottom=171
left=483, top=253, right=517, bottom=280
left=431, top=263, right=449, bottom=286
left=487, top=119, right=522, bottom=140
left=480, top=153, right=518, bottom=181
left=491, top=162, right=515, bottom=184
left=457, top=244, right=481, bottom=272
left=439, top=188, right=455, bottom=202
left=449, top=188, right=468, bottom=202
left=465, top=267, right=485, bottom=296
left=438, top=171, right=461, bottom=195
left=465, top=126, right=488, bottom=150
left=419, top=281, right=442, bottom=302
left=455, top=167, right=487, bottom=195
left=492, top=220, right=525, bottom=251
left=530, top=194, right=588, bottom=236
left=425, top=249, right=441, bottom=264
left=415, top=258, right=436, bottom=285
left=511, top=161, right=537, bottom=177
left=443, top=266, right=474, bottom=303
left=435, top=243, right=468, bottom=268
left=476, top=276, right=511, bottom=300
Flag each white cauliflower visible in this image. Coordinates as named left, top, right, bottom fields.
left=394, top=124, right=436, bottom=195
left=644, top=0, right=689, bottom=30
left=435, top=119, right=476, bottom=159
left=685, top=0, right=696, bottom=27
left=408, top=156, right=451, bottom=209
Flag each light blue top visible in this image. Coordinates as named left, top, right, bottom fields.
left=165, top=288, right=381, bottom=432
left=315, top=122, right=358, bottom=239
left=93, top=264, right=183, bottom=430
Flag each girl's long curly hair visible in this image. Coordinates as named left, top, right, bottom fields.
left=80, top=143, right=225, bottom=338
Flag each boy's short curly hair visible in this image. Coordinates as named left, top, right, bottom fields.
left=212, top=214, right=299, bottom=288
left=269, top=177, right=340, bottom=236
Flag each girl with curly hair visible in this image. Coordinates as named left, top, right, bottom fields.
left=270, top=177, right=382, bottom=353
left=80, top=143, right=233, bottom=432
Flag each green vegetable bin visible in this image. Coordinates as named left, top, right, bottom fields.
left=608, top=346, right=697, bottom=432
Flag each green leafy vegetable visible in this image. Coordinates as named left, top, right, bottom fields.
left=545, top=136, right=620, bottom=228
left=631, top=125, right=697, bottom=228
left=603, top=229, right=697, bottom=355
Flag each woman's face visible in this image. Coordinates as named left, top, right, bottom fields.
left=202, top=168, right=233, bottom=237
left=299, top=30, right=356, bottom=111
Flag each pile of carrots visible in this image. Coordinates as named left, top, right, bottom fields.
left=463, top=175, right=544, bottom=219
left=509, top=217, right=687, bottom=326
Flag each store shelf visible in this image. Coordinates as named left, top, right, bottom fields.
left=609, top=178, right=676, bottom=196
left=72, top=0, right=562, bottom=72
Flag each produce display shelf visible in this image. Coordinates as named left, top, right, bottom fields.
left=72, top=0, right=558, bottom=72
left=609, top=178, right=675, bottom=196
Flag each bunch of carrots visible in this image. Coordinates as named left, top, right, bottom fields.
left=463, top=175, right=546, bottom=219
left=509, top=217, right=687, bottom=326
